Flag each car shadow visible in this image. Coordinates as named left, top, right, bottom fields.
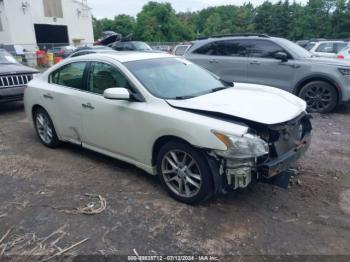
left=0, top=101, right=24, bottom=115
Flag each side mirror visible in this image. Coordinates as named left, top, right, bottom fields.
left=103, top=88, right=130, bottom=100
left=274, top=51, right=288, bottom=62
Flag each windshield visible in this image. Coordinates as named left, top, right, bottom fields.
left=125, top=58, right=226, bottom=99
left=276, top=38, right=313, bottom=58
left=0, top=50, right=18, bottom=64
left=133, top=42, right=152, bottom=51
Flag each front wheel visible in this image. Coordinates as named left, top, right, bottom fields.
left=33, top=108, right=60, bottom=148
left=299, top=81, right=338, bottom=113
left=156, top=141, right=213, bottom=204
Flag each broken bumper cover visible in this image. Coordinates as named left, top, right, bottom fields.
left=258, top=132, right=311, bottom=179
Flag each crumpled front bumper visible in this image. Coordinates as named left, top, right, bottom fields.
left=258, top=132, right=311, bottom=179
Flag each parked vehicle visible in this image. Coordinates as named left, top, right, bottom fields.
left=336, top=45, right=350, bottom=60
left=306, top=40, right=348, bottom=58
left=47, top=46, right=76, bottom=58
left=185, top=34, right=350, bottom=113
left=172, top=44, right=191, bottom=56
left=111, top=41, right=153, bottom=52
left=296, top=40, right=310, bottom=48
left=24, top=52, right=312, bottom=204
left=68, top=46, right=114, bottom=58
left=94, top=31, right=122, bottom=46
left=0, top=49, right=38, bottom=102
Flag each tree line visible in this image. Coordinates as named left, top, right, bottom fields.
left=93, top=0, right=350, bottom=42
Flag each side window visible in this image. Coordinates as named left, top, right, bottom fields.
left=193, top=40, right=247, bottom=57
left=49, top=62, right=87, bottom=90
left=316, top=43, right=334, bottom=53
left=246, top=40, right=288, bottom=59
left=193, top=42, right=217, bottom=55
left=88, top=62, right=130, bottom=95
left=335, top=43, right=347, bottom=53
left=124, top=42, right=134, bottom=50
left=215, top=40, right=247, bottom=56
left=114, top=42, right=124, bottom=51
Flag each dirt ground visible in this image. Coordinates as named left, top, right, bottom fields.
left=0, top=101, right=350, bottom=259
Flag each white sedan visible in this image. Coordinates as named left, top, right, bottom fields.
left=24, top=52, right=312, bottom=204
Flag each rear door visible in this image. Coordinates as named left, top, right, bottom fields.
left=246, top=39, right=296, bottom=92
left=186, top=39, right=249, bottom=83
left=44, top=61, right=88, bottom=144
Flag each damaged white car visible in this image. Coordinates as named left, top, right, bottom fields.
left=24, top=52, right=312, bottom=204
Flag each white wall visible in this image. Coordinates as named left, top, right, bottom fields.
left=0, top=0, right=94, bottom=50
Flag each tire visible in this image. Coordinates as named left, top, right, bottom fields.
left=33, top=108, right=60, bottom=148
left=156, top=140, right=214, bottom=204
left=299, top=81, right=338, bottom=113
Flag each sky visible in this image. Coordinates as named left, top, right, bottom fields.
left=87, top=0, right=306, bottom=19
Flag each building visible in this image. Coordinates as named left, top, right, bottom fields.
left=0, top=0, right=94, bottom=50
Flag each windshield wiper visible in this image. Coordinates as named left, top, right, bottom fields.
left=174, top=95, right=196, bottom=100
left=211, top=86, right=229, bottom=93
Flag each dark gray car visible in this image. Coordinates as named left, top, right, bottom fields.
left=185, top=34, right=350, bottom=113
left=0, top=49, right=38, bottom=103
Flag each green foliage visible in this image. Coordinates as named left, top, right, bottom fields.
left=93, top=0, right=350, bottom=42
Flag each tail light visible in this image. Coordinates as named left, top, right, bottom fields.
left=337, top=55, right=345, bottom=59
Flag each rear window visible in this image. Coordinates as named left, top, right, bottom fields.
left=49, top=62, right=87, bottom=90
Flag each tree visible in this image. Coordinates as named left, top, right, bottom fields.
left=134, top=2, right=194, bottom=42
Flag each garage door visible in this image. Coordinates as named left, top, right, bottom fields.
left=34, top=24, right=69, bottom=47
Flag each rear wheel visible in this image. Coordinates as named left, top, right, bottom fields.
left=299, top=81, right=338, bottom=113
left=156, top=141, right=213, bottom=204
left=33, top=108, right=60, bottom=148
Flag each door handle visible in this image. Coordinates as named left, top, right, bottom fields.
left=82, top=102, right=95, bottom=110
left=43, top=93, right=54, bottom=99
left=209, top=59, right=219, bottom=64
left=250, top=61, right=261, bottom=65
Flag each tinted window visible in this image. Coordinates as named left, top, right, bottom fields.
left=194, top=40, right=247, bottom=56
left=88, top=62, right=130, bottom=95
left=123, top=42, right=134, bottom=51
left=245, top=40, right=287, bottom=58
left=335, top=43, right=347, bottom=53
left=113, top=42, right=124, bottom=51
left=316, top=43, right=334, bottom=53
left=305, top=42, right=315, bottom=51
left=50, top=62, right=87, bottom=90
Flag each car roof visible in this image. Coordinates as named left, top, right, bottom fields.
left=78, top=52, right=173, bottom=62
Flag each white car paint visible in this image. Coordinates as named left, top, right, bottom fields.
left=24, top=52, right=307, bottom=176
left=308, top=41, right=348, bottom=58
left=168, top=83, right=306, bottom=125
left=336, top=46, right=350, bottom=60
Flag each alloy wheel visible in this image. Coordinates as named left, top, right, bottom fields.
left=304, top=85, right=332, bottom=112
left=161, top=150, right=202, bottom=198
left=35, top=113, right=53, bottom=144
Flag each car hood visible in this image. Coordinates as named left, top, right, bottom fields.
left=0, top=63, right=38, bottom=76
left=166, top=83, right=307, bottom=125
left=306, top=56, right=350, bottom=67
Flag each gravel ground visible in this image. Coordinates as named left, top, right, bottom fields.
left=0, top=102, right=350, bottom=259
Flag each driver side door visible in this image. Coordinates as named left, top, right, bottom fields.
left=246, top=39, right=296, bottom=92
left=80, top=61, right=148, bottom=164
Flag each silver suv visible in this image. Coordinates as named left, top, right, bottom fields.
left=185, top=34, right=350, bottom=113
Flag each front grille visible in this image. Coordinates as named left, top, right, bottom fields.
left=0, top=74, right=33, bottom=89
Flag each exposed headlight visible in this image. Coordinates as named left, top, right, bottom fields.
left=338, top=68, right=350, bottom=77
left=212, top=131, right=269, bottom=159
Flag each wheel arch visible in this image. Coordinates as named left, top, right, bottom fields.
left=294, top=75, right=342, bottom=102
left=151, top=135, right=193, bottom=166
left=32, top=104, right=45, bottom=119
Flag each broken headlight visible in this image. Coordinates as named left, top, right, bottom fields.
left=212, top=131, right=269, bottom=159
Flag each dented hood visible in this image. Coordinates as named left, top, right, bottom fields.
left=167, top=83, right=307, bottom=125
